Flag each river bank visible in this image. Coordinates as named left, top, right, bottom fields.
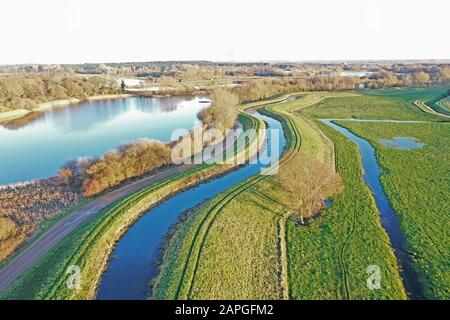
left=0, top=105, right=266, bottom=299
left=321, top=119, right=423, bottom=299
left=332, top=119, right=450, bottom=299
left=153, top=92, right=408, bottom=300
left=0, top=94, right=135, bottom=123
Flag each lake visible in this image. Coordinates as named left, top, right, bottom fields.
left=0, top=96, right=210, bottom=185
left=96, top=110, right=287, bottom=300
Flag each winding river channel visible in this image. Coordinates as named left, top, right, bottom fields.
left=321, top=119, right=423, bottom=299
left=96, top=111, right=286, bottom=300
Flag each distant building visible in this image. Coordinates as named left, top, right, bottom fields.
left=356, top=83, right=366, bottom=90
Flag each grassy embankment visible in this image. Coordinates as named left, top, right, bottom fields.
left=152, top=96, right=303, bottom=299
left=333, top=117, right=449, bottom=299
left=437, top=96, right=450, bottom=113
left=0, top=103, right=268, bottom=300
left=363, top=86, right=450, bottom=118
left=299, top=87, right=449, bottom=299
left=153, top=92, right=407, bottom=300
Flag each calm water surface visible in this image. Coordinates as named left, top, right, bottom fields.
left=96, top=111, right=286, bottom=300
left=0, top=96, right=209, bottom=185
left=321, top=119, right=424, bottom=299
left=379, top=137, right=424, bottom=150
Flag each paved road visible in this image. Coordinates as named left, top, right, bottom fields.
left=0, top=120, right=247, bottom=294
left=0, top=163, right=193, bottom=294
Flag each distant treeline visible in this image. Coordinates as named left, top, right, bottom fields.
left=0, top=72, right=119, bottom=111
left=232, top=68, right=450, bottom=102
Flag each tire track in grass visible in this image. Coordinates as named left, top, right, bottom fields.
left=414, top=100, right=450, bottom=119
left=174, top=102, right=302, bottom=299
left=273, top=96, right=355, bottom=300
left=45, top=112, right=262, bottom=299
left=337, top=200, right=357, bottom=300
left=271, top=96, right=351, bottom=299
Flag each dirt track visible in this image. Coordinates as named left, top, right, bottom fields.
left=0, top=163, right=193, bottom=294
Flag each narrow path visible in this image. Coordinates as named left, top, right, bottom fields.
left=414, top=100, right=450, bottom=119
left=175, top=103, right=302, bottom=299
left=0, top=111, right=254, bottom=295
left=0, top=163, right=192, bottom=294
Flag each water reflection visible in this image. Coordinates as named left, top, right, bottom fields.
left=0, top=96, right=210, bottom=184
left=96, top=111, right=286, bottom=300
left=379, top=137, right=424, bottom=150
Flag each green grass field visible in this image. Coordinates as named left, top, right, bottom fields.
left=334, top=120, right=450, bottom=299
left=438, top=96, right=450, bottom=112
left=153, top=93, right=407, bottom=300
left=0, top=104, right=266, bottom=300
left=4, top=88, right=448, bottom=300
left=439, top=97, right=450, bottom=112
left=301, top=94, right=442, bottom=121
left=365, top=86, right=450, bottom=117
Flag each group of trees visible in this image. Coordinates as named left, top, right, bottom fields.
left=279, top=154, right=343, bottom=225
left=0, top=72, right=120, bottom=111
left=367, top=69, right=450, bottom=87
left=198, top=89, right=240, bottom=134
left=233, top=76, right=360, bottom=102
left=232, top=66, right=450, bottom=102
left=61, top=139, right=172, bottom=197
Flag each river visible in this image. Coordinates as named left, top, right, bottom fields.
left=321, top=119, right=423, bottom=299
left=96, top=110, right=287, bottom=300
left=0, top=96, right=210, bottom=185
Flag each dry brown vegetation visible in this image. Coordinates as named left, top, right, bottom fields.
left=0, top=138, right=172, bottom=261
left=279, top=153, right=343, bottom=224
left=62, top=139, right=172, bottom=197
left=0, top=179, right=82, bottom=260
left=198, top=89, right=240, bottom=134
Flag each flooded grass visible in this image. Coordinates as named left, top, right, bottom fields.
left=335, top=121, right=450, bottom=299
left=379, top=137, right=424, bottom=150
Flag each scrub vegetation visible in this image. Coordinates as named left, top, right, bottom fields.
left=0, top=103, right=265, bottom=300
left=0, top=179, right=82, bottom=261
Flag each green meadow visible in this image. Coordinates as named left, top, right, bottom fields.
left=153, top=93, right=408, bottom=300
left=334, top=120, right=450, bottom=299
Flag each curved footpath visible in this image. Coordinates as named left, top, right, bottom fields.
left=0, top=95, right=288, bottom=296
left=414, top=99, right=450, bottom=119
left=0, top=164, right=191, bottom=293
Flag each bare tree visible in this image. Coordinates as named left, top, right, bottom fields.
left=279, top=153, right=343, bottom=224
left=198, top=88, right=239, bottom=134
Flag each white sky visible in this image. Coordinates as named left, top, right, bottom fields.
left=1, top=0, right=449, bottom=64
